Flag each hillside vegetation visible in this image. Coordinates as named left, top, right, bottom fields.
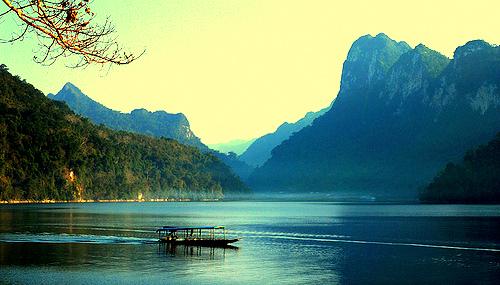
left=420, top=133, right=500, bottom=203
left=0, top=65, right=248, bottom=201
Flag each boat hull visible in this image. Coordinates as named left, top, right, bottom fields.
left=159, top=238, right=239, bottom=247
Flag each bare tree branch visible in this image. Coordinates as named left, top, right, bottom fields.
left=0, top=0, right=143, bottom=67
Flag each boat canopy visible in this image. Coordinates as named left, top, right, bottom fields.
left=156, top=226, right=225, bottom=233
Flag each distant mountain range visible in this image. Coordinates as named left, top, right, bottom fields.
left=239, top=105, right=331, bottom=167
left=249, top=33, right=500, bottom=199
left=48, top=83, right=208, bottom=151
left=209, top=106, right=333, bottom=167
left=208, top=139, right=256, bottom=155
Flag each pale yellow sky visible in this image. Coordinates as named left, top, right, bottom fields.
left=1, top=0, right=498, bottom=144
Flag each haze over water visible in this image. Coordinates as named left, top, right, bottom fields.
left=1, top=202, right=500, bottom=284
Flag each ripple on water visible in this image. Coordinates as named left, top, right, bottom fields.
left=0, top=232, right=157, bottom=245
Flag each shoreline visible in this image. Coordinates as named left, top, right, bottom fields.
left=0, top=198, right=222, bottom=204
left=3, top=199, right=498, bottom=205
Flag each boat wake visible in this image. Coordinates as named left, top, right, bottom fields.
left=233, top=230, right=500, bottom=252
left=0, top=232, right=157, bottom=245
left=232, top=230, right=349, bottom=240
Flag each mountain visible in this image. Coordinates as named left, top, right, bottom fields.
left=208, top=138, right=256, bottom=155
left=420, top=133, right=500, bottom=203
left=213, top=151, right=254, bottom=182
left=0, top=65, right=248, bottom=201
left=248, top=34, right=500, bottom=199
left=48, top=83, right=255, bottom=180
left=48, top=83, right=208, bottom=151
left=239, top=105, right=330, bottom=167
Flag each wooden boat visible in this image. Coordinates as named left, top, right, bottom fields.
left=156, top=226, right=240, bottom=247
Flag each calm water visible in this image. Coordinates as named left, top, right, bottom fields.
left=1, top=202, right=500, bottom=284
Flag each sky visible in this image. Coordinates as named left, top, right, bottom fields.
left=0, top=0, right=498, bottom=144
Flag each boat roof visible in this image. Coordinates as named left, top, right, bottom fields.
left=156, top=226, right=225, bottom=232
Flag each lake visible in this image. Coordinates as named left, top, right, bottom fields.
left=1, top=202, right=500, bottom=284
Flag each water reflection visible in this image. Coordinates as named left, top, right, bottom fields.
left=158, top=243, right=239, bottom=259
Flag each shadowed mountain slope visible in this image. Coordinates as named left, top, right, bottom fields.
left=248, top=34, right=500, bottom=199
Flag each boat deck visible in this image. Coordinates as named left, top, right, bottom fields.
left=156, top=226, right=239, bottom=247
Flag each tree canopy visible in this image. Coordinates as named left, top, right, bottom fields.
left=420, top=133, right=500, bottom=203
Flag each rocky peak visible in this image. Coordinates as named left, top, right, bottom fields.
left=130, top=108, right=149, bottom=115
left=58, top=82, right=87, bottom=99
left=49, top=82, right=102, bottom=112
left=62, top=82, right=78, bottom=91
left=396, top=44, right=448, bottom=74
left=383, top=44, right=450, bottom=106
left=130, top=108, right=190, bottom=127
left=155, top=110, right=190, bottom=127
left=428, top=40, right=498, bottom=112
left=413, top=44, right=450, bottom=77
left=340, top=33, right=411, bottom=92
left=454, top=40, right=492, bottom=60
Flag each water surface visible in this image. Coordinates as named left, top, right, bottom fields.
left=1, top=202, right=500, bottom=284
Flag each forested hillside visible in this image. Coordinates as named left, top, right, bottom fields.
left=48, top=83, right=255, bottom=181
left=420, top=133, right=500, bottom=203
left=0, top=65, right=248, bottom=201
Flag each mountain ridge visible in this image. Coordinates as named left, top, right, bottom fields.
left=239, top=104, right=331, bottom=167
left=48, top=83, right=208, bottom=151
left=248, top=34, right=500, bottom=199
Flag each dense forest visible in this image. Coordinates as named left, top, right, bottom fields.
left=420, top=133, right=500, bottom=203
left=0, top=65, right=249, bottom=201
